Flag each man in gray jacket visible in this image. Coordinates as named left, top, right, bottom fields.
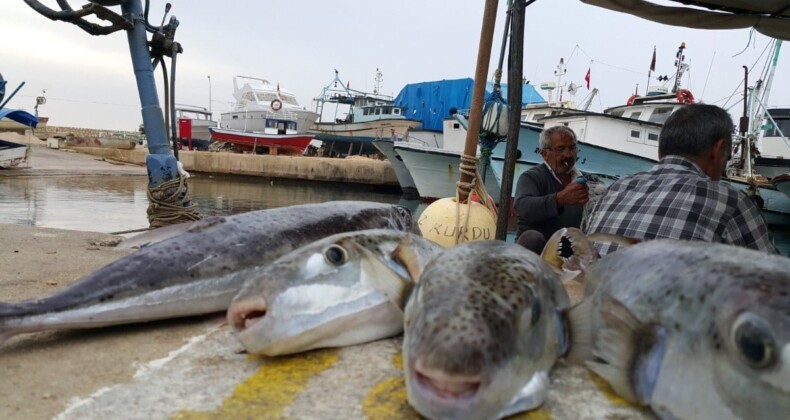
left=514, top=126, right=589, bottom=253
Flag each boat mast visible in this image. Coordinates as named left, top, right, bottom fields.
left=554, top=58, right=567, bottom=102
left=672, top=42, right=686, bottom=93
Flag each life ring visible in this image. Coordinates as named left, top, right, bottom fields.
left=626, top=94, right=639, bottom=105
left=676, top=89, right=695, bottom=104
left=270, top=99, right=282, bottom=111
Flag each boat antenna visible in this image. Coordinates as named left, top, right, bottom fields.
left=374, top=68, right=383, bottom=95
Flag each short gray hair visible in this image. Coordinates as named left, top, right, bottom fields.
left=659, top=104, right=733, bottom=157
left=539, top=125, right=577, bottom=150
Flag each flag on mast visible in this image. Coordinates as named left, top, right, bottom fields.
left=584, top=67, right=591, bottom=89
left=650, top=46, right=657, bottom=72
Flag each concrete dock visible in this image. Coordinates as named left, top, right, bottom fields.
left=0, top=133, right=651, bottom=419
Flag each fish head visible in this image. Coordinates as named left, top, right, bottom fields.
left=228, top=228, right=441, bottom=356
left=404, top=241, right=569, bottom=419
left=706, top=268, right=790, bottom=418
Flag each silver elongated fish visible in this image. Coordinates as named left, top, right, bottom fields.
left=0, top=201, right=413, bottom=344
left=403, top=241, right=571, bottom=420
left=566, top=240, right=790, bottom=420
left=228, top=228, right=442, bottom=356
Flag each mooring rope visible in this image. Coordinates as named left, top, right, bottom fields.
left=146, top=175, right=202, bottom=228
left=453, top=153, right=497, bottom=245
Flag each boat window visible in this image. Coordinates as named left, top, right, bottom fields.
left=363, top=108, right=370, bottom=116
left=764, top=119, right=790, bottom=137
left=628, top=111, right=642, bottom=119
left=281, top=94, right=299, bottom=106
left=244, top=92, right=257, bottom=101
left=609, top=110, right=624, bottom=117
left=630, top=130, right=641, bottom=139
left=383, top=107, right=392, bottom=115
left=375, top=108, right=381, bottom=115
left=647, top=132, right=659, bottom=142
left=256, top=92, right=278, bottom=102
left=394, top=108, right=400, bottom=115
left=532, top=113, right=546, bottom=121
left=647, top=107, right=674, bottom=124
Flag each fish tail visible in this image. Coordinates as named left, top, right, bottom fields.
left=563, top=299, right=595, bottom=364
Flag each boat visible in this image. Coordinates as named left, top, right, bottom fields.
left=212, top=76, right=318, bottom=155
left=209, top=126, right=313, bottom=155
left=774, top=173, right=790, bottom=199
left=0, top=74, right=38, bottom=168
left=754, top=107, right=790, bottom=179
left=310, top=69, right=422, bottom=157
left=385, top=77, right=551, bottom=201
left=0, top=138, right=30, bottom=168
left=176, top=104, right=216, bottom=151
left=371, top=136, right=419, bottom=198
left=393, top=114, right=503, bottom=202
left=538, top=43, right=790, bottom=225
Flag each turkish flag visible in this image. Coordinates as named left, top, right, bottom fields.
left=584, top=68, right=591, bottom=89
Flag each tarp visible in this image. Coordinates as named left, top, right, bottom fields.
left=0, top=109, right=38, bottom=128
left=581, top=0, right=790, bottom=41
left=393, top=78, right=545, bottom=132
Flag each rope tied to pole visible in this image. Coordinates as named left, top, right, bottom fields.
left=453, top=153, right=497, bottom=245
left=147, top=175, right=202, bottom=228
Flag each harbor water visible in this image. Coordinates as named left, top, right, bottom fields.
left=1, top=174, right=788, bottom=256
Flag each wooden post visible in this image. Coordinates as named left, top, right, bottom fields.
left=457, top=0, right=499, bottom=204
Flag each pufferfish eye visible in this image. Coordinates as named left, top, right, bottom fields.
left=323, top=244, right=348, bottom=266
left=731, top=313, right=777, bottom=369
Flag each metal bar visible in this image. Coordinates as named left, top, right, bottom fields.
left=496, top=0, right=526, bottom=240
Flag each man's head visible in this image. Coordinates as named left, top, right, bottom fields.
left=659, top=104, right=733, bottom=180
left=539, top=126, right=578, bottom=176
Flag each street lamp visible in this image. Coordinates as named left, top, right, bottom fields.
left=207, top=75, right=212, bottom=116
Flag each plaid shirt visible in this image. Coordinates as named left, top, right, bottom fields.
left=586, top=156, right=778, bottom=256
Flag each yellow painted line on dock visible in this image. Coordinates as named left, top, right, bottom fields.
left=175, top=349, right=339, bottom=419
left=363, top=351, right=420, bottom=419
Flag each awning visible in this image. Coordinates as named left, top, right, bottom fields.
left=580, top=0, right=790, bottom=40
left=0, top=109, right=39, bottom=128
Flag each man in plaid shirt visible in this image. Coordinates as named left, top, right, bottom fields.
left=586, top=104, right=777, bottom=256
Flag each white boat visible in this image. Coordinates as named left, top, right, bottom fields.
left=176, top=105, right=216, bottom=151
left=218, top=76, right=318, bottom=137
left=393, top=115, right=502, bottom=202
left=0, top=138, right=29, bottom=168
left=371, top=137, right=419, bottom=198
left=774, top=174, right=790, bottom=199
left=310, top=70, right=422, bottom=157
left=754, top=107, right=790, bottom=179
left=539, top=43, right=790, bottom=225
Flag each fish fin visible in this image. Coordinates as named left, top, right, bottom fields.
left=585, top=296, right=656, bottom=405
left=541, top=227, right=599, bottom=272
left=586, top=232, right=640, bottom=248
left=392, top=234, right=425, bottom=282
left=563, top=298, right=596, bottom=364
left=496, top=371, right=550, bottom=418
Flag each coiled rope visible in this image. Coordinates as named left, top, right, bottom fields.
left=147, top=175, right=202, bottom=228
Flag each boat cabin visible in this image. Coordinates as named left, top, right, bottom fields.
left=264, top=118, right=297, bottom=135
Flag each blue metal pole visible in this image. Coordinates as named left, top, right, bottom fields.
left=120, top=0, right=180, bottom=187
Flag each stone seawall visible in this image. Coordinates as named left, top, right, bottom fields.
left=71, top=147, right=400, bottom=187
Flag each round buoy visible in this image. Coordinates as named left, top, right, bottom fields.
left=418, top=197, right=497, bottom=247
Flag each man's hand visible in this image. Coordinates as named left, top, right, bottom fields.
left=556, top=181, right=589, bottom=206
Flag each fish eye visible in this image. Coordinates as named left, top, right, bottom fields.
left=323, top=244, right=348, bottom=266
left=731, top=313, right=777, bottom=369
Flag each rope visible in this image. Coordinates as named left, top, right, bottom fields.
left=146, top=175, right=202, bottom=228
left=453, top=154, right=497, bottom=245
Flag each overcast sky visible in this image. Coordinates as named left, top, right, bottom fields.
left=3, top=0, right=788, bottom=131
